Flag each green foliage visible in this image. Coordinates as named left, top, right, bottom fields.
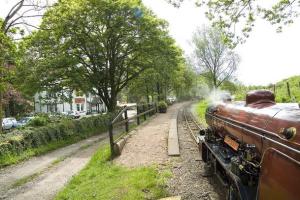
left=28, top=116, right=49, bottom=127
left=0, top=114, right=110, bottom=167
left=0, top=18, right=19, bottom=133
left=55, top=145, right=169, bottom=200
left=23, top=0, right=178, bottom=112
left=158, top=101, right=168, bottom=113
left=126, top=59, right=195, bottom=103
left=191, top=26, right=239, bottom=88
left=169, top=1, right=300, bottom=46
left=274, top=76, right=300, bottom=103
left=232, top=75, right=300, bottom=103
left=195, top=101, right=208, bottom=127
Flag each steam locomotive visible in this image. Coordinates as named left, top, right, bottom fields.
left=199, top=90, right=300, bottom=200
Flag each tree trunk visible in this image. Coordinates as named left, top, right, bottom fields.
left=156, top=82, right=160, bottom=102
left=213, top=77, right=217, bottom=89
left=0, top=91, right=2, bottom=133
left=107, top=97, right=117, bottom=113
left=146, top=85, right=150, bottom=104
left=164, top=85, right=167, bottom=101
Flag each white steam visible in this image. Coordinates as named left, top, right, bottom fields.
left=207, top=89, right=232, bottom=105
left=198, top=86, right=232, bottom=105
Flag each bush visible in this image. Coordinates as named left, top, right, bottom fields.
left=158, top=101, right=167, bottom=113
left=28, top=116, right=49, bottom=127
left=0, top=114, right=111, bottom=166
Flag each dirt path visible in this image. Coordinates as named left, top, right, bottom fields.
left=114, top=102, right=187, bottom=167
left=0, top=134, right=108, bottom=200
left=4, top=140, right=106, bottom=200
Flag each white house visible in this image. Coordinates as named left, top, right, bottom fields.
left=34, top=90, right=107, bottom=114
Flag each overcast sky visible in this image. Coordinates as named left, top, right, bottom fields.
left=143, top=0, right=300, bottom=86
left=1, top=0, right=300, bottom=86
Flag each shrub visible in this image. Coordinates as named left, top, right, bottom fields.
left=281, top=97, right=288, bottom=103
left=0, top=114, right=110, bottom=167
left=29, top=116, right=48, bottom=127
left=158, top=101, right=167, bottom=113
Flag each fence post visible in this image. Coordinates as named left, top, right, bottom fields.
left=155, top=102, right=158, bottom=113
left=143, top=105, right=146, bottom=120
left=124, top=109, right=129, bottom=132
left=108, top=122, right=115, bottom=158
left=137, top=105, right=140, bottom=125
left=148, top=103, right=151, bottom=116
left=287, top=82, right=291, bottom=98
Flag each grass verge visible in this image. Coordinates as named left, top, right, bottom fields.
left=55, top=145, right=170, bottom=200
left=195, top=100, right=208, bottom=127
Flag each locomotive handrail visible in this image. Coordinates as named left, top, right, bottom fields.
left=206, top=113, right=300, bottom=155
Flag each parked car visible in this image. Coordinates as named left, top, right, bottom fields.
left=2, top=118, right=14, bottom=130
left=17, top=117, right=34, bottom=127
left=78, top=111, right=87, bottom=117
left=67, top=111, right=81, bottom=119
left=7, top=117, right=18, bottom=128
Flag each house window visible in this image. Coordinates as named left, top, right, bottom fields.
left=77, top=104, right=84, bottom=111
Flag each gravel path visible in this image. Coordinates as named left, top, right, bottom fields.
left=114, top=103, right=186, bottom=167
left=0, top=134, right=108, bottom=200
left=166, top=105, right=225, bottom=200
left=115, top=102, right=225, bottom=200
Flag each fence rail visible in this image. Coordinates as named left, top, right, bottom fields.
left=108, top=103, right=157, bottom=157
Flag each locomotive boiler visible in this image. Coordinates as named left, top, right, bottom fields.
left=200, top=90, right=300, bottom=200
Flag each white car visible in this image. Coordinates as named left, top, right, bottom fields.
left=7, top=117, right=18, bottom=128
left=67, top=111, right=86, bottom=119
left=2, top=118, right=14, bottom=130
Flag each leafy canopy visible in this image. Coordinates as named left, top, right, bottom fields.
left=24, top=0, right=178, bottom=111
left=169, top=0, right=300, bottom=46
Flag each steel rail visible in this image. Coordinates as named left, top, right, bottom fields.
left=183, top=108, right=200, bottom=144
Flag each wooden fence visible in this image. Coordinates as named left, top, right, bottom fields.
left=108, top=103, right=157, bottom=157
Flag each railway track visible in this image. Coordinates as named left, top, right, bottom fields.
left=183, top=107, right=202, bottom=144
left=180, top=105, right=222, bottom=200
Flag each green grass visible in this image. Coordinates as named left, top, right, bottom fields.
left=12, top=171, right=42, bottom=188
left=55, top=145, right=170, bottom=200
left=195, top=100, right=208, bottom=127
left=233, top=75, right=300, bottom=103
left=0, top=136, right=86, bottom=168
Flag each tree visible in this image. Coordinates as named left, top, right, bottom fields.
left=1, top=0, right=49, bottom=35
left=24, top=0, right=176, bottom=112
left=191, top=26, right=239, bottom=89
left=0, top=0, right=50, bottom=132
left=125, top=41, right=197, bottom=103
left=168, top=0, right=300, bottom=46
left=0, top=21, right=17, bottom=132
left=127, top=58, right=196, bottom=103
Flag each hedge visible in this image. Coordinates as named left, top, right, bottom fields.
left=0, top=114, right=111, bottom=164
